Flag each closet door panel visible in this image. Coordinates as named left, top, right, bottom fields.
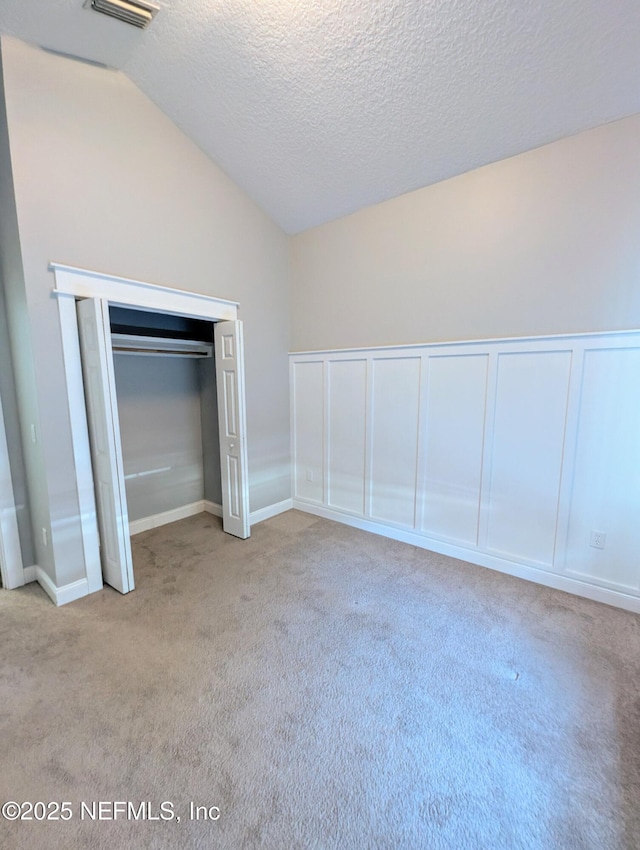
left=77, top=297, right=134, bottom=593
left=215, top=321, right=250, bottom=539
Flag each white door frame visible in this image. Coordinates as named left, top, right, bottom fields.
left=0, top=386, right=24, bottom=589
left=51, top=262, right=244, bottom=595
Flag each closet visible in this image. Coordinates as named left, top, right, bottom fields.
left=109, top=306, right=220, bottom=536
left=68, top=281, right=249, bottom=596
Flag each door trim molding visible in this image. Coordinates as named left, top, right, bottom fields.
left=51, top=263, right=238, bottom=321
left=52, top=263, right=242, bottom=597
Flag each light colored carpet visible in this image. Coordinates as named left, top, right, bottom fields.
left=1, top=510, right=639, bottom=849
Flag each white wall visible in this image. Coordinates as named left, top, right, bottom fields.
left=291, top=331, right=640, bottom=612
left=290, top=114, right=640, bottom=351
left=0, top=36, right=290, bottom=588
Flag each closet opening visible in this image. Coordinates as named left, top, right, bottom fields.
left=52, top=262, right=250, bottom=600
left=109, top=306, right=222, bottom=544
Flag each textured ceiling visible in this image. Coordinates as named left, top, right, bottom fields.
left=2, top=1, right=640, bottom=232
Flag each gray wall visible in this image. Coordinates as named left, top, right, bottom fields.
left=113, top=354, right=208, bottom=523
left=290, top=114, right=640, bottom=351
left=0, top=50, right=39, bottom=572
left=0, top=276, right=35, bottom=566
left=0, top=36, right=290, bottom=587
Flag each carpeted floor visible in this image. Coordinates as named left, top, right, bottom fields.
left=1, top=510, right=639, bottom=849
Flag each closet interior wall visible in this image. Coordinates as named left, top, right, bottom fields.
left=109, top=307, right=221, bottom=530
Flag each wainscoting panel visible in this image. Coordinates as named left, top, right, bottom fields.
left=328, top=359, right=367, bottom=514
left=290, top=331, right=640, bottom=611
left=421, top=353, right=488, bottom=546
left=564, top=345, right=640, bottom=592
left=485, top=350, right=572, bottom=567
left=292, top=360, right=324, bottom=503
left=369, top=356, right=422, bottom=527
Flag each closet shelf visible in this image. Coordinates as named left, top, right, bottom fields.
left=111, top=333, right=213, bottom=358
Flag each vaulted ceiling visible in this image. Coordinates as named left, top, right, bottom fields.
left=1, top=1, right=639, bottom=233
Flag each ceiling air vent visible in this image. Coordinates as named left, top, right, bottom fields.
left=85, top=0, right=159, bottom=29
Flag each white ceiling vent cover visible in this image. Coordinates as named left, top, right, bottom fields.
left=84, top=0, right=159, bottom=29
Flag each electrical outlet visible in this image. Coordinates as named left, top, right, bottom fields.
left=306, top=468, right=314, bottom=483
left=590, top=531, right=606, bottom=550
left=42, top=527, right=48, bottom=547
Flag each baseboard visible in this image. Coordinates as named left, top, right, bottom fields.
left=250, top=498, right=293, bottom=525
left=23, top=565, right=37, bottom=584
left=129, top=501, right=206, bottom=536
left=292, top=500, right=640, bottom=615
left=130, top=497, right=293, bottom=537
left=21, top=500, right=293, bottom=605
left=206, top=498, right=293, bottom=525
left=33, top=566, right=89, bottom=607
left=203, top=500, right=223, bottom=518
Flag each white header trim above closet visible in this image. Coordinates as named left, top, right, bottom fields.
left=50, top=263, right=239, bottom=321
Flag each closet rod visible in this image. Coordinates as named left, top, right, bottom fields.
left=110, top=332, right=213, bottom=358
left=112, top=347, right=211, bottom=358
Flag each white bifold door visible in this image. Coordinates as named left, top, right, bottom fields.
left=77, top=297, right=134, bottom=593
left=215, top=321, right=250, bottom=539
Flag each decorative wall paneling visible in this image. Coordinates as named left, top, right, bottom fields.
left=290, top=331, right=640, bottom=613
